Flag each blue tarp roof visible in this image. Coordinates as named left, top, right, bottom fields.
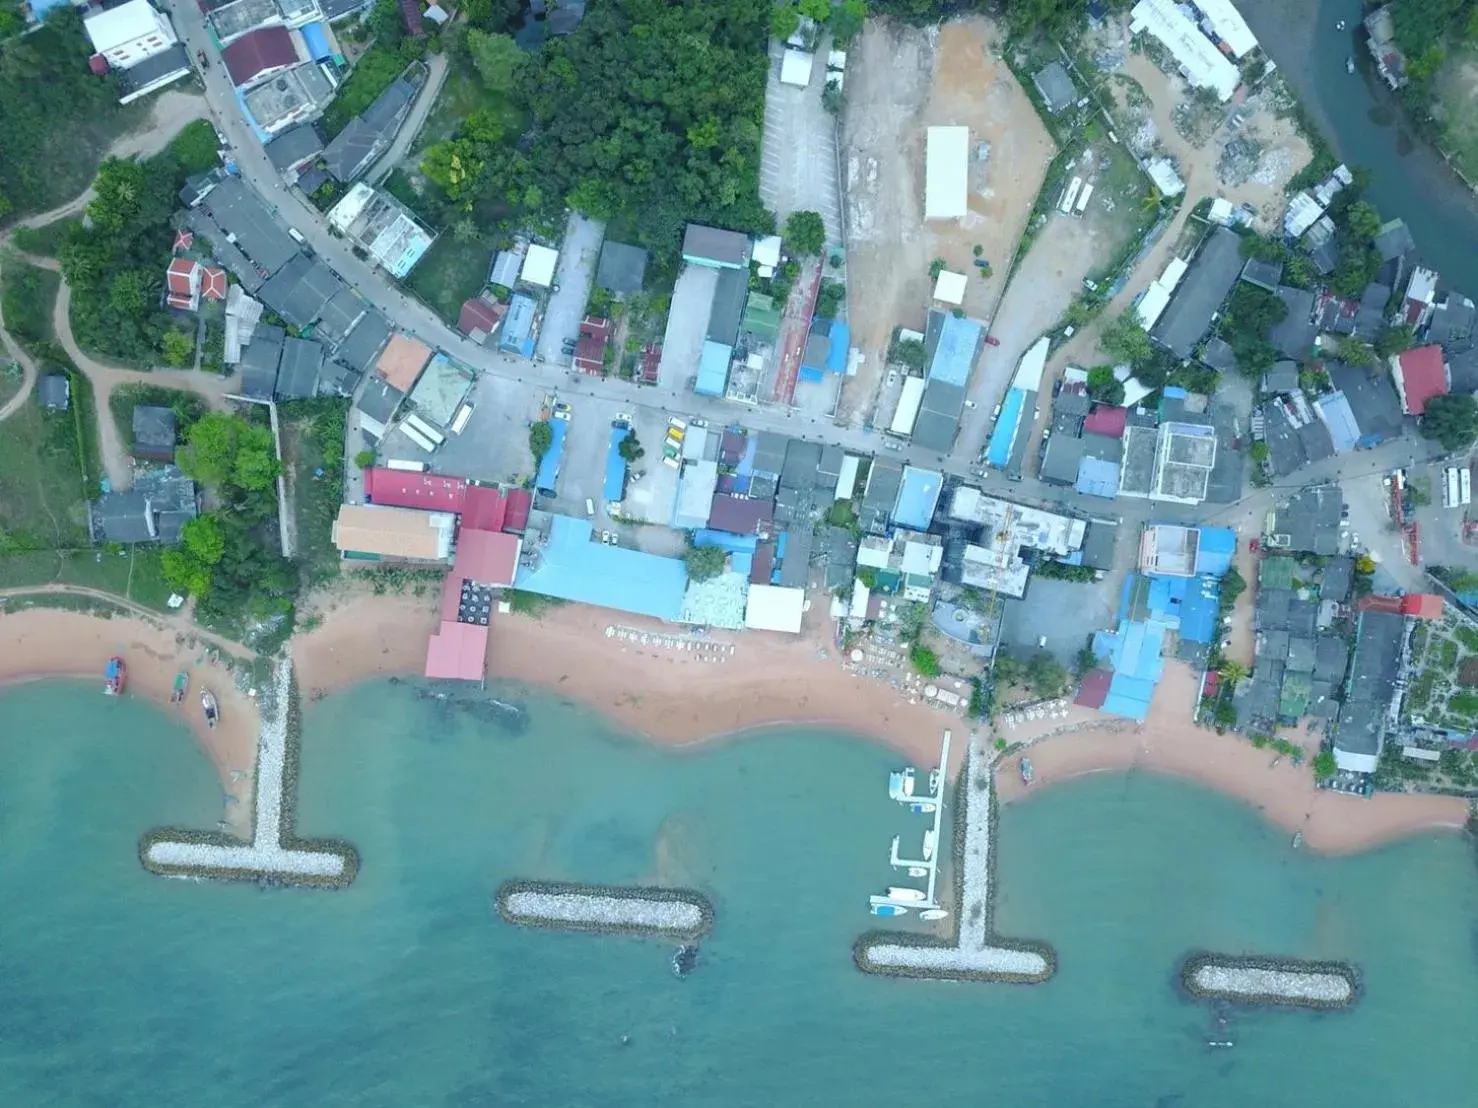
left=799, top=365, right=825, bottom=383
left=1178, top=578, right=1221, bottom=644
left=535, top=417, right=567, bottom=494
left=515, top=516, right=688, bottom=620
left=731, top=552, right=753, bottom=578
left=693, top=530, right=758, bottom=553
left=1075, top=456, right=1120, bottom=498
left=985, top=388, right=1026, bottom=467
left=1194, top=527, right=1236, bottom=577
left=826, top=320, right=850, bottom=373
left=695, top=341, right=732, bottom=397
left=891, top=467, right=943, bottom=529
left=735, top=435, right=757, bottom=478
left=301, top=22, right=332, bottom=60
left=604, top=425, right=627, bottom=503
left=927, top=314, right=982, bottom=386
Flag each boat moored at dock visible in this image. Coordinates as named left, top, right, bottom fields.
left=886, top=886, right=925, bottom=902
left=872, top=903, right=909, bottom=917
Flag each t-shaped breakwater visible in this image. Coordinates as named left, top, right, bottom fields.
left=856, top=739, right=1055, bottom=983
left=495, top=880, right=715, bottom=940
left=139, top=656, right=358, bottom=888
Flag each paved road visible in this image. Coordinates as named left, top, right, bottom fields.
left=535, top=213, right=604, bottom=363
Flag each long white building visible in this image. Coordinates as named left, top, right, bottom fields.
left=1129, top=0, right=1241, bottom=102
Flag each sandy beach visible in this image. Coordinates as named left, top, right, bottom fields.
left=0, top=606, right=261, bottom=838
left=995, top=663, right=1470, bottom=854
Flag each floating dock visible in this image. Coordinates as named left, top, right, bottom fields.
left=1182, top=954, right=1358, bottom=1009
left=140, top=657, right=356, bottom=887
left=496, top=880, right=714, bottom=940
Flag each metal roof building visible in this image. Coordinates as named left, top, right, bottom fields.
left=332, top=504, right=455, bottom=561
left=1152, top=228, right=1244, bottom=357
left=514, top=515, right=687, bottom=620
left=891, top=466, right=943, bottom=530
left=924, top=125, right=969, bottom=219
left=1129, top=0, right=1240, bottom=100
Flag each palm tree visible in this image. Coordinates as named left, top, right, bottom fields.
left=1218, top=660, right=1249, bottom=684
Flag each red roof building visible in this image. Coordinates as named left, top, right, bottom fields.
left=363, top=467, right=469, bottom=512
left=399, top=0, right=424, bottom=36
left=88, top=53, right=108, bottom=75
left=640, top=342, right=662, bottom=385
left=424, top=621, right=489, bottom=681
left=453, top=528, right=520, bottom=587
left=221, top=27, right=298, bottom=89
left=462, top=484, right=507, bottom=532
left=1400, top=593, right=1444, bottom=620
left=503, top=488, right=532, bottom=533
left=708, top=493, right=773, bottom=536
left=574, top=316, right=611, bottom=375
left=749, top=541, right=775, bottom=585
left=458, top=297, right=505, bottom=337
left=1392, top=344, right=1449, bottom=415
left=200, top=267, right=227, bottom=302
left=1074, top=668, right=1112, bottom=709
left=173, top=229, right=194, bottom=253
left=1083, top=405, right=1128, bottom=438
left=166, top=257, right=200, bottom=310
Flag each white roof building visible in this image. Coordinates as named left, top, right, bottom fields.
left=948, top=488, right=1086, bottom=598
left=745, top=584, right=806, bottom=633
left=933, top=270, right=968, bottom=305
left=1283, top=192, right=1324, bottom=239
left=1011, top=336, right=1050, bottom=391
left=925, top=126, right=969, bottom=220
left=85, top=0, right=178, bottom=68
left=780, top=48, right=814, bottom=87
left=1136, top=282, right=1173, bottom=330
left=835, top=454, right=860, bottom=501
left=521, top=244, right=559, bottom=288
left=889, top=376, right=927, bottom=437
left=1129, top=0, right=1240, bottom=101
left=1194, top=0, right=1258, bottom=58
left=327, top=183, right=435, bottom=279
left=1145, top=157, right=1186, bottom=197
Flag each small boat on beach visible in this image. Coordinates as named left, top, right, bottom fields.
left=201, top=690, right=219, bottom=730
left=1291, top=831, right=1304, bottom=849
left=886, top=886, right=925, bottom=902
left=872, top=903, right=909, bottom=917
left=671, top=944, right=699, bottom=978
left=919, top=908, right=949, bottom=922
left=171, top=672, right=188, bottom=704
left=103, top=657, right=126, bottom=696
left=1020, top=757, right=1034, bottom=785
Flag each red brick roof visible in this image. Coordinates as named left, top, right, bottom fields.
left=503, top=488, right=532, bottom=533
left=363, top=467, right=469, bottom=511
left=1394, top=344, right=1448, bottom=415
left=462, top=484, right=507, bottom=532
left=1074, top=668, right=1112, bottom=709
left=708, top=493, right=772, bottom=535
left=201, top=267, right=227, bottom=301
left=424, top=620, right=488, bottom=680
left=173, top=229, right=194, bottom=252
left=574, top=316, right=611, bottom=374
left=1400, top=593, right=1444, bottom=619
left=166, top=257, right=197, bottom=295
left=1083, top=405, right=1128, bottom=438
left=221, top=27, right=297, bottom=89
left=750, top=541, right=775, bottom=584
left=458, top=297, right=505, bottom=336
left=453, top=528, right=520, bottom=587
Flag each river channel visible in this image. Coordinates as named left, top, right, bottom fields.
left=1237, top=0, right=1478, bottom=293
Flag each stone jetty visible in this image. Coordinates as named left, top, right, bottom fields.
left=1183, top=954, right=1358, bottom=1009
left=140, top=656, right=357, bottom=887
left=856, top=738, right=1054, bottom=983
left=496, top=880, right=714, bottom=939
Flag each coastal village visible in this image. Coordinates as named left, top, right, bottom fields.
left=2, top=0, right=1478, bottom=1016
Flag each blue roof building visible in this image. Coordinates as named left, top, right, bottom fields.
left=1075, top=456, right=1120, bottom=498
left=695, top=341, right=732, bottom=397
left=515, top=516, right=688, bottom=620
left=985, top=388, right=1026, bottom=468
left=500, top=294, right=537, bottom=356
left=1192, top=527, right=1237, bottom=578
left=927, top=314, right=982, bottom=385
left=604, top=425, right=628, bottom=504
left=535, top=417, right=567, bottom=494
left=891, top=466, right=943, bottom=530
left=300, top=22, right=333, bottom=60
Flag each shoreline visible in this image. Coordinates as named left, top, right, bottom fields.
left=0, top=608, right=261, bottom=839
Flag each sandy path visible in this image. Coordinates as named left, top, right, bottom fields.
left=0, top=267, right=40, bottom=422
left=0, top=605, right=260, bottom=839
left=995, top=662, right=1469, bottom=854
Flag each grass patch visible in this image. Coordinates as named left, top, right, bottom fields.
left=0, top=360, right=23, bottom=410
left=1447, top=689, right=1478, bottom=718
left=1, top=260, right=60, bottom=345
left=1, top=591, right=134, bottom=619
left=0, top=547, right=173, bottom=610
left=11, top=218, right=80, bottom=257
left=404, top=233, right=491, bottom=326
left=1455, top=624, right=1478, bottom=653
left=1436, top=47, right=1478, bottom=182
left=278, top=397, right=348, bottom=587
left=0, top=374, right=91, bottom=550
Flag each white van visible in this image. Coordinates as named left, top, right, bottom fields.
left=585, top=498, right=595, bottom=516
left=287, top=227, right=307, bottom=245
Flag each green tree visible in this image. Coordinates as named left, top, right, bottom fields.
left=1420, top=393, right=1478, bottom=450
left=928, top=256, right=947, bottom=279
left=1312, top=749, right=1337, bottom=781
left=1085, top=365, right=1125, bottom=405
left=1340, top=337, right=1377, bottom=368
left=910, top=644, right=941, bottom=677
left=830, top=0, right=866, bottom=42
left=529, top=419, right=554, bottom=463
left=784, top=209, right=826, bottom=256
left=771, top=3, right=801, bottom=40
left=466, top=29, right=524, bottom=95
left=354, top=449, right=376, bottom=469
left=160, top=329, right=194, bottom=367
left=421, top=139, right=485, bottom=203
left=86, top=159, right=147, bottom=234
left=1249, top=440, right=1270, bottom=465
left=1374, top=323, right=1415, bottom=358
left=1344, top=199, right=1382, bottom=242
left=798, top=0, right=830, bottom=21
left=171, top=120, right=221, bottom=175
left=1026, top=652, right=1067, bottom=698
left=181, top=513, right=227, bottom=567
left=160, top=547, right=214, bottom=597
left=1100, top=310, right=1153, bottom=368
left=178, top=413, right=278, bottom=491
left=1331, top=243, right=1379, bottom=298
left=618, top=430, right=644, bottom=462
left=1220, top=565, right=1247, bottom=607
left=685, top=544, right=728, bottom=581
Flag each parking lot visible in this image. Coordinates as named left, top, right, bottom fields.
left=999, top=576, right=1116, bottom=667
left=405, top=374, right=546, bottom=486
left=534, top=214, right=605, bottom=363
left=759, top=40, right=842, bottom=246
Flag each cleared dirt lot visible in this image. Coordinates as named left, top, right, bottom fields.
left=841, top=16, right=1055, bottom=426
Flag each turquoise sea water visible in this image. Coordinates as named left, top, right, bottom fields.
left=2, top=678, right=1475, bottom=1107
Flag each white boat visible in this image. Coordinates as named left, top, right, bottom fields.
left=886, top=886, right=925, bottom=902
left=872, top=904, right=909, bottom=917
left=928, top=767, right=941, bottom=795
left=922, top=830, right=937, bottom=862
left=919, top=908, right=949, bottom=921
left=908, top=866, right=929, bottom=878
left=909, top=802, right=937, bottom=814
left=888, top=768, right=916, bottom=800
